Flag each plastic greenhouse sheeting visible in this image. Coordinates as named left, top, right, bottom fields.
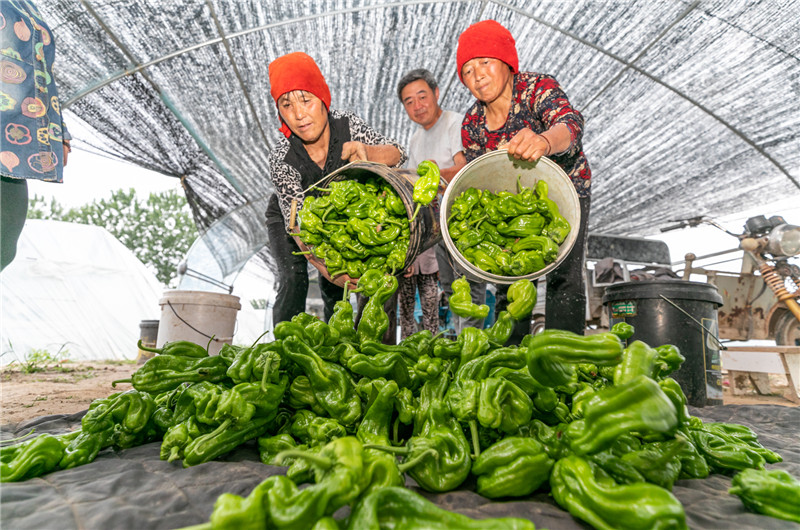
left=37, top=0, right=800, bottom=278
left=0, top=220, right=163, bottom=364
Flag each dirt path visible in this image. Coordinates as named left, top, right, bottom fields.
left=0, top=361, right=796, bottom=427
left=0, top=361, right=137, bottom=425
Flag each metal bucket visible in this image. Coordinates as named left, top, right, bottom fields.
left=310, top=161, right=441, bottom=282
left=440, top=151, right=581, bottom=284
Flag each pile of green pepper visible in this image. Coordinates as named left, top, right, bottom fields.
left=295, top=161, right=442, bottom=279
left=1, top=274, right=793, bottom=530
left=295, top=177, right=410, bottom=278
left=447, top=176, right=570, bottom=276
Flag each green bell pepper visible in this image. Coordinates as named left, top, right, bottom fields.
left=687, top=428, right=766, bottom=473
left=729, top=468, right=800, bottom=523
left=182, top=415, right=274, bottom=468
left=486, top=310, right=515, bottom=346
left=472, top=436, right=554, bottom=498
left=368, top=370, right=472, bottom=493
left=356, top=274, right=398, bottom=344
left=653, top=344, right=686, bottom=380
left=566, top=375, right=678, bottom=455
left=610, top=321, right=634, bottom=340
left=257, top=433, right=298, bottom=466
left=0, top=433, right=67, bottom=482
left=449, top=187, right=481, bottom=222
left=410, top=160, right=441, bottom=222
left=355, top=379, right=405, bottom=495
left=290, top=410, right=347, bottom=447
left=534, top=180, right=571, bottom=244
left=496, top=214, right=546, bottom=238
left=506, top=279, right=537, bottom=321
left=282, top=335, right=362, bottom=426
left=288, top=375, right=327, bottom=416
left=510, top=234, right=559, bottom=261
left=347, top=486, right=536, bottom=529
left=508, top=249, right=545, bottom=276
left=613, top=340, right=659, bottom=385
left=112, top=353, right=229, bottom=394
left=449, top=276, right=489, bottom=320
left=328, top=291, right=356, bottom=343
left=136, top=339, right=208, bottom=358
left=550, top=455, right=688, bottom=530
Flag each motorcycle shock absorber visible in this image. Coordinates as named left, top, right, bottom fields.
left=787, top=274, right=799, bottom=296
left=760, top=262, right=792, bottom=301
left=760, top=262, right=800, bottom=322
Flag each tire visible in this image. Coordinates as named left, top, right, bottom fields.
left=774, top=311, right=800, bottom=346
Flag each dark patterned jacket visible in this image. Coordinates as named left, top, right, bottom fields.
left=461, top=72, right=591, bottom=198
left=266, top=109, right=407, bottom=230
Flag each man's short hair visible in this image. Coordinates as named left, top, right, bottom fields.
left=397, top=69, right=438, bottom=101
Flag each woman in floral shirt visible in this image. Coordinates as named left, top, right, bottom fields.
left=457, top=19, right=591, bottom=337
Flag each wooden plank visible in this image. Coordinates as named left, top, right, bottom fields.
left=724, top=346, right=800, bottom=354
left=721, top=347, right=800, bottom=402
left=721, top=350, right=786, bottom=373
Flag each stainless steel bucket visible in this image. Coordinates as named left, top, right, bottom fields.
left=440, top=151, right=580, bottom=284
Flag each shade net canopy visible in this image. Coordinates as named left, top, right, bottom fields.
left=39, top=0, right=800, bottom=279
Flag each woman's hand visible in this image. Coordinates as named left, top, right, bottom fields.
left=341, top=142, right=403, bottom=166
left=341, top=141, right=368, bottom=162
left=292, top=235, right=358, bottom=290
left=505, top=128, right=551, bottom=162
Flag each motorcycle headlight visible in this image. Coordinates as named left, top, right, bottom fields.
left=766, top=224, right=800, bottom=257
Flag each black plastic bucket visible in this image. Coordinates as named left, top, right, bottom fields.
left=310, top=161, right=441, bottom=274
left=602, top=280, right=724, bottom=407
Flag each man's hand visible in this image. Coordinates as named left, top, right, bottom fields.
left=341, top=141, right=368, bottom=163
left=63, top=141, right=71, bottom=167
left=403, top=262, right=417, bottom=278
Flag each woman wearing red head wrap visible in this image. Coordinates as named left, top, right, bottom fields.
left=456, top=20, right=591, bottom=337
left=265, top=52, right=406, bottom=327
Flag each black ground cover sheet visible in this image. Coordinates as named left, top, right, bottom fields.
left=1, top=405, right=798, bottom=530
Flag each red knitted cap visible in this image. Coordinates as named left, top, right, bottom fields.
left=268, top=52, right=332, bottom=137
left=456, top=20, right=519, bottom=83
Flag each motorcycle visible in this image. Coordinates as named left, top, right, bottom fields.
left=661, top=214, right=800, bottom=346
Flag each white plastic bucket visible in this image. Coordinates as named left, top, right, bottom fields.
left=440, top=151, right=581, bottom=284
left=156, top=290, right=241, bottom=355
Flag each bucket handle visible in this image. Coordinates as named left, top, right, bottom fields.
left=658, top=295, right=726, bottom=350
left=166, top=301, right=234, bottom=343
left=302, top=161, right=389, bottom=196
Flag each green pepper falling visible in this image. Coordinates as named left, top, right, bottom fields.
left=410, top=160, right=441, bottom=222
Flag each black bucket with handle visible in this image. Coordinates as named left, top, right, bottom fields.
left=602, top=280, right=724, bottom=407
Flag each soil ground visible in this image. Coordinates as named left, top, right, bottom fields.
left=0, top=361, right=137, bottom=425
left=1, top=361, right=796, bottom=426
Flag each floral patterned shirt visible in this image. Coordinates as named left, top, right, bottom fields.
left=462, top=72, right=591, bottom=197
left=1, top=0, right=70, bottom=182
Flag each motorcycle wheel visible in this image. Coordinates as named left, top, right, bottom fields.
left=774, top=311, right=800, bottom=346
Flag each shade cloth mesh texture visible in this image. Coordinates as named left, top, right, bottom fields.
left=37, top=0, right=800, bottom=277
